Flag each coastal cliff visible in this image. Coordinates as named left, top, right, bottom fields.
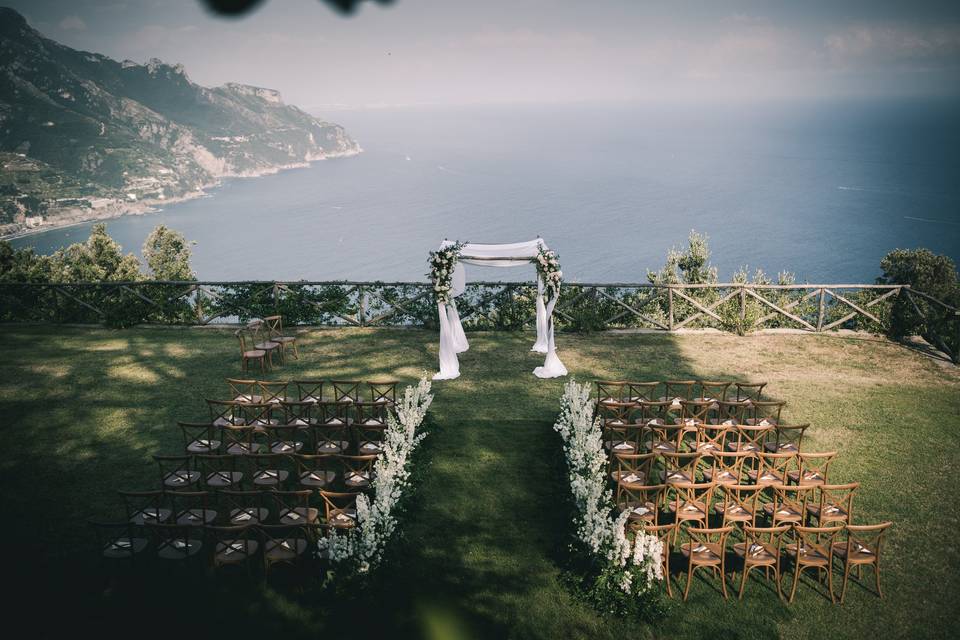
left=0, top=7, right=360, bottom=237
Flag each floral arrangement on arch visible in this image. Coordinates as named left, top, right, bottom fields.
left=318, top=376, right=434, bottom=573
left=554, top=379, right=663, bottom=598
left=428, top=241, right=466, bottom=304
left=534, top=245, right=562, bottom=301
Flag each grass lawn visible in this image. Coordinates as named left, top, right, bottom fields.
left=1, top=325, right=958, bottom=639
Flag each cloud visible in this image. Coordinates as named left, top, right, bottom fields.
left=59, top=15, right=87, bottom=31
left=825, top=24, right=960, bottom=68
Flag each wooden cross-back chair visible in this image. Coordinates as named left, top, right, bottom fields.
left=694, top=424, right=731, bottom=457
left=368, top=380, right=399, bottom=405
left=247, top=319, right=282, bottom=365
left=280, top=400, right=316, bottom=430
left=610, top=452, right=657, bottom=488
left=680, top=525, right=734, bottom=601
left=119, top=489, right=171, bottom=526
left=207, top=399, right=243, bottom=427
left=734, top=524, right=790, bottom=600
left=702, top=451, right=751, bottom=486
left=639, top=522, right=677, bottom=598
left=235, top=329, right=269, bottom=373
left=339, top=454, right=378, bottom=491
left=735, top=382, right=767, bottom=403
left=250, top=453, right=290, bottom=488
left=354, top=421, right=387, bottom=456
left=636, top=399, right=673, bottom=425
left=294, top=380, right=324, bottom=404
left=169, top=490, right=217, bottom=527
left=787, top=451, right=836, bottom=487
left=154, top=454, right=199, bottom=491
left=259, top=523, right=310, bottom=575
left=263, top=315, right=298, bottom=360
left=355, top=401, right=389, bottom=427
left=747, top=400, right=786, bottom=426
left=616, top=482, right=665, bottom=527
left=292, top=453, right=337, bottom=490
left=832, top=522, right=892, bottom=603
left=715, top=400, right=748, bottom=425
left=626, top=381, right=659, bottom=403
left=227, top=378, right=262, bottom=403
left=90, top=520, right=149, bottom=563
left=666, top=481, right=715, bottom=535
left=765, top=423, right=810, bottom=454
left=223, top=424, right=264, bottom=456
left=806, top=482, right=859, bottom=527
left=763, top=484, right=814, bottom=527
left=319, top=490, right=360, bottom=529
left=596, top=380, right=629, bottom=406
left=715, top=484, right=760, bottom=527
left=786, top=524, right=843, bottom=603
left=219, top=489, right=269, bottom=526
left=605, top=422, right=644, bottom=458
left=660, top=380, right=696, bottom=403
left=695, top=381, right=731, bottom=403
left=727, top=424, right=773, bottom=454
left=265, top=423, right=305, bottom=455
left=147, top=522, right=204, bottom=561
left=645, top=423, right=686, bottom=455
left=312, top=420, right=350, bottom=455
left=256, top=381, right=290, bottom=405
left=316, top=401, right=351, bottom=427
left=178, top=421, right=222, bottom=455
left=746, top=452, right=797, bottom=487
left=331, top=381, right=361, bottom=404
left=680, top=399, right=712, bottom=426
left=195, top=454, right=243, bottom=490
left=209, top=524, right=259, bottom=570
left=660, top=451, right=703, bottom=485
left=264, top=489, right=317, bottom=525
left=239, top=402, right=278, bottom=431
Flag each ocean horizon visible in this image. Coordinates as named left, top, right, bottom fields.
left=11, top=99, right=960, bottom=284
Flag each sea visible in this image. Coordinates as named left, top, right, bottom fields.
left=10, top=99, right=960, bottom=284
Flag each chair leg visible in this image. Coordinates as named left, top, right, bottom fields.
left=875, top=562, right=882, bottom=598
left=719, top=562, right=728, bottom=599
left=684, top=565, right=695, bottom=601
left=664, top=557, right=672, bottom=598
left=292, top=340, right=299, bottom=359
left=738, top=565, right=750, bottom=599
left=841, top=562, right=850, bottom=604
left=789, top=565, right=801, bottom=603
left=775, top=564, right=784, bottom=601
left=827, top=563, right=836, bottom=604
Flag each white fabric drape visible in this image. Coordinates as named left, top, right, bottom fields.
left=432, top=239, right=566, bottom=380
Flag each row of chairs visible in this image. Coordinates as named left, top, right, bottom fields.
left=598, top=396, right=787, bottom=427
left=636, top=520, right=891, bottom=603
left=597, top=379, right=769, bottom=406
left=224, top=378, right=399, bottom=406
left=604, top=421, right=808, bottom=458
left=235, top=316, right=298, bottom=372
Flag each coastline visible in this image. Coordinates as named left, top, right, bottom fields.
left=2, top=147, right=363, bottom=243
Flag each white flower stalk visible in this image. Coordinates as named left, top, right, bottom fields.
left=532, top=246, right=562, bottom=301
left=321, top=376, right=433, bottom=574
left=554, top=379, right=663, bottom=595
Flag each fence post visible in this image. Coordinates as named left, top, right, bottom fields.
left=954, top=311, right=960, bottom=365
left=194, top=285, right=203, bottom=323
left=272, top=281, right=279, bottom=314
left=739, top=285, right=746, bottom=326
left=668, top=287, right=674, bottom=331
left=358, top=286, right=367, bottom=327
left=817, top=288, right=825, bottom=332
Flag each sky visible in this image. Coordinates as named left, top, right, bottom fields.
left=7, top=0, right=960, bottom=109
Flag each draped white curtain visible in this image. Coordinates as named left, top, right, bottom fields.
left=433, top=239, right=567, bottom=380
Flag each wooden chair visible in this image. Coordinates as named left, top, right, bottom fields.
left=263, top=315, right=298, bottom=360
left=733, top=524, right=789, bottom=600
left=90, top=520, right=149, bottom=563
left=787, top=451, right=836, bottom=487
left=644, top=423, right=686, bottom=455
left=209, top=524, right=259, bottom=570
left=616, top=482, right=665, bottom=526
left=316, top=400, right=351, bottom=427
left=295, top=380, right=324, bottom=404
left=806, top=482, right=859, bottom=527
left=250, top=454, right=290, bottom=488
left=223, top=424, right=265, bottom=456
left=635, top=399, right=673, bottom=426
left=178, top=421, right=222, bottom=455
left=764, top=423, right=810, bottom=454
left=195, top=454, right=244, bottom=490
left=319, top=490, right=360, bottom=529
left=154, top=454, right=200, bottom=490
left=786, top=524, right=843, bottom=603
left=292, top=454, right=337, bottom=490
left=239, top=402, right=279, bottom=431
left=610, top=452, right=656, bottom=488
left=235, top=329, right=269, bottom=373
left=207, top=399, right=243, bottom=427
left=355, top=401, right=389, bottom=428
left=702, top=451, right=751, bottom=486
left=695, top=380, right=731, bottom=404
left=265, top=423, right=305, bottom=455
left=312, top=420, right=351, bottom=455
left=331, top=381, right=361, bottom=404
left=247, top=319, right=282, bottom=365
left=660, top=380, right=696, bottom=403
left=746, top=452, right=797, bottom=487
left=354, top=421, right=387, bottom=456
left=660, top=451, right=702, bottom=485
left=219, top=489, right=269, bottom=526
left=339, top=454, right=377, bottom=491
left=368, top=380, right=399, bottom=405
left=596, top=380, right=628, bottom=405
left=147, top=522, right=204, bottom=561
left=763, top=484, right=813, bottom=527
left=119, top=489, right=171, bottom=526
left=259, top=523, right=310, bottom=575
left=714, top=400, right=748, bottom=425
left=747, top=400, right=786, bottom=426
left=735, top=382, right=767, bottom=403
left=264, top=489, right=318, bottom=525
left=666, top=481, right=715, bottom=536
left=280, top=400, right=316, bottom=431
left=227, top=378, right=262, bottom=403
left=715, top=484, right=760, bottom=527
left=680, top=399, right=712, bottom=426
left=694, top=424, right=731, bottom=456
left=639, top=522, right=676, bottom=597
left=726, top=424, right=773, bottom=454
left=626, top=381, right=659, bottom=403
left=170, top=490, right=217, bottom=527
left=832, top=522, right=892, bottom=603
left=680, top=525, right=734, bottom=600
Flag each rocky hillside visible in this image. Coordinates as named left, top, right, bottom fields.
left=0, top=7, right=360, bottom=235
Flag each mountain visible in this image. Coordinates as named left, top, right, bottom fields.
left=0, top=7, right=360, bottom=236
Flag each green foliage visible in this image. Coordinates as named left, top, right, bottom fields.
left=142, top=225, right=194, bottom=281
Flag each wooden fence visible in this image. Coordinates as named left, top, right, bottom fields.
left=1, top=280, right=957, bottom=362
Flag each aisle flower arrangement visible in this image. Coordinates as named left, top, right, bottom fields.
left=554, top=379, right=663, bottom=600
left=533, top=245, right=562, bottom=300
left=319, top=376, right=434, bottom=573
left=428, top=241, right=466, bottom=304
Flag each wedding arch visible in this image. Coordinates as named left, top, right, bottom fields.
left=430, top=238, right=568, bottom=380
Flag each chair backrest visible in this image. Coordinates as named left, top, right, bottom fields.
left=626, top=381, right=659, bottom=403
left=756, top=451, right=797, bottom=483
left=646, top=423, right=687, bottom=453
left=735, top=382, right=767, bottom=402
left=663, top=380, right=696, bottom=401
left=263, top=489, right=313, bottom=523
left=90, top=520, right=141, bottom=558
left=339, top=454, right=378, bottom=489
left=617, top=483, right=666, bottom=522
left=743, top=524, right=790, bottom=554
left=697, top=380, right=731, bottom=402
left=842, top=522, right=892, bottom=561
left=791, top=524, right=843, bottom=561
left=262, top=314, right=284, bottom=338
left=195, top=453, right=238, bottom=486
left=118, top=489, right=168, bottom=524
left=719, top=484, right=761, bottom=526
left=814, top=482, right=859, bottom=522
left=597, top=401, right=635, bottom=427
left=154, top=454, right=195, bottom=489
left=235, top=329, right=253, bottom=353
left=769, top=484, right=814, bottom=522
left=355, top=401, right=389, bottom=427
left=147, top=522, right=202, bottom=559
left=368, top=380, right=399, bottom=404
left=669, top=481, right=716, bottom=514
left=280, top=400, right=315, bottom=427
left=733, top=424, right=773, bottom=452
left=227, top=378, right=260, bottom=403
left=661, top=451, right=703, bottom=483
left=207, top=399, right=243, bottom=426
left=316, top=401, right=351, bottom=426
left=680, top=399, right=711, bottom=424
left=613, top=452, right=657, bottom=481
left=685, top=525, right=734, bottom=557
left=257, top=381, right=289, bottom=405
left=716, top=400, right=748, bottom=425
left=240, top=402, right=276, bottom=428
left=695, top=424, right=731, bottom=454
left=331, top=381, right=361, bottom=403
left=768, top=423, right=810, bottom=453
left=295, top=380, right=324, bottom=403
left=219, top=489, right=266, bottom=525
left=750, top=400, right=786, bottom=425
left=708, top=451, right=752, bottom=483
left=596, top=380, right=628, bottom=405
left=796, top=451, right=837, bottom=484
left=178, top=421, right=221, bottom=454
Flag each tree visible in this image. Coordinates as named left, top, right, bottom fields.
left=48, top=223, right=141, bottom=282
left=142, top=225, right=195, bottom=281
